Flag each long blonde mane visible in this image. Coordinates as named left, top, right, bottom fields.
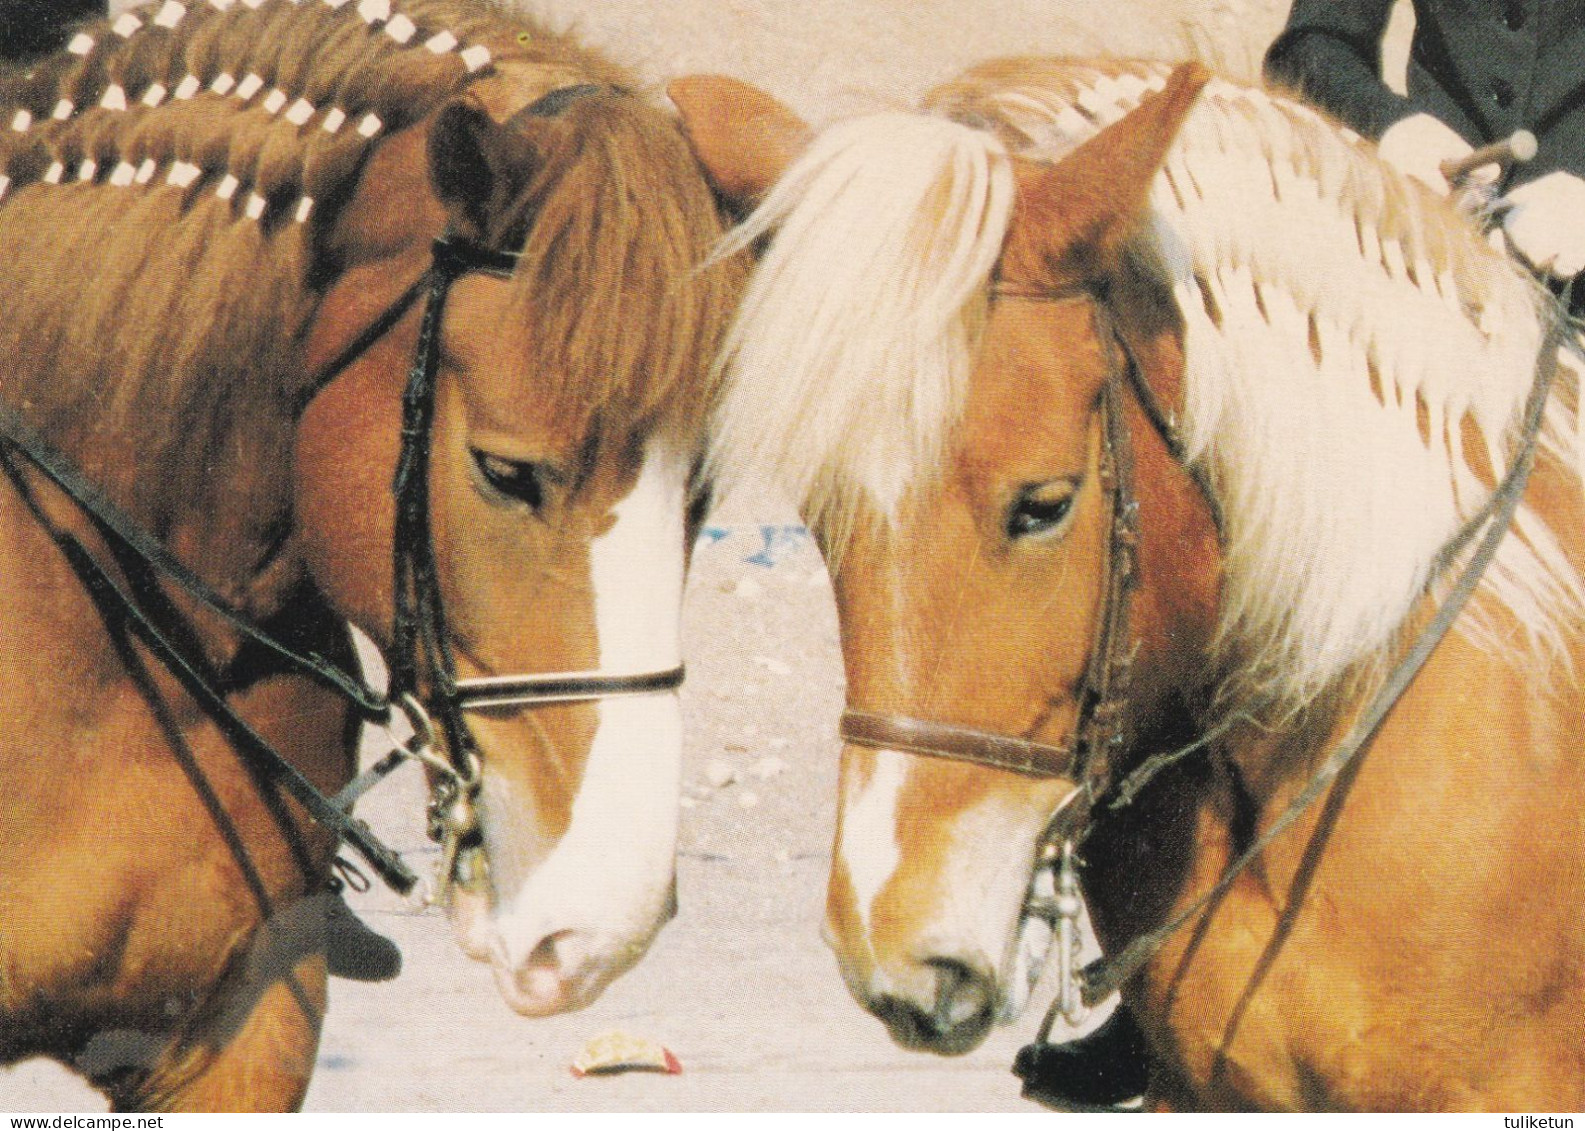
left=711, top=58, right=1585, bottom=709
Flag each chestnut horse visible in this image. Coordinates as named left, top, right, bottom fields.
left=676, top=60, right=1585, bottom=1109
left=0, top=0, right=738, bottom=1111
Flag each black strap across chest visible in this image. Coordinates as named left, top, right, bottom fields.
left=0, top=401, right=419, bottom=892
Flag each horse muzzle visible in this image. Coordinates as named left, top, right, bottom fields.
left=484, top=876, right=679, bottom=1017
left=452, top=689, right=684, bottom=1017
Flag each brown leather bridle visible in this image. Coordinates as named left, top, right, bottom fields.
left=838, top=276, right=1571, bottom=1017
left=839, top=285, right=1162, bottom=839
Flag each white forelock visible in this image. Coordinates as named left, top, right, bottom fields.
left=708, top=111, right=1015, bottom=550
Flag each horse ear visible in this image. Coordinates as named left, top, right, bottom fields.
left=429, top=95, right=533, bottom=240
left=1016, top=63, right=1210, bottom=278
left=668, top=75, right=811, bottom=208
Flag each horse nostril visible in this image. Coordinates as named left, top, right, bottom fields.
left=926, top=956, right=996, bottom=1033
left=525, top=928, right=582, bottom=974
left=492, top=928, right=594, bottom=1016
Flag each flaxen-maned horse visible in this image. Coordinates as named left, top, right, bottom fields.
left=676, top=60, right=1585, bottom=1109
left=0, top=0, right=738, bottom=1110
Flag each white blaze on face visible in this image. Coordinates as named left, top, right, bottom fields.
left=837, top=747, right=1055, bottom=999
left=588, top=446, right=688, bottom=675
left=483, top=446, right=689, bottom=1011
left=840, top=748, right=906, bottom=943
left=934, top=792, right=1054, bottom=980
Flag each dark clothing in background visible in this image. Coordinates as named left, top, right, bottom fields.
left=0, top=0, right=103, bottom=61
left=1264, top=0, right=1585, bottom=190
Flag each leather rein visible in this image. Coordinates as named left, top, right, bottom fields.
left=838, top=280, right=1569, bottom=1009
left=0, top=226, right=684, bottom=898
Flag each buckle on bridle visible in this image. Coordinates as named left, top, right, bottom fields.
left=394, top=693, right=476, bottom=787
left=390, top=692, right=484, bottom=900
left=430, top=234, right=521, bottom=280
left=1021, top=837, right=1090, bottom=1032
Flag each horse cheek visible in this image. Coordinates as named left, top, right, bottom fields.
left=293, top=368, right=402, bottom=644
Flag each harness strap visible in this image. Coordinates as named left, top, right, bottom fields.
left=0, top=403, right=389, bottom=720
left=333, top=746, right=410, bottom=813
left=1104, top=700, right=1267, bottom=813
left=292, top=274, right=430, bottom=419
left=1078, top=291, right=1570, bottom=1005
left=0, top=452, right=418, bottom=893
left=1117, top=332, right=1225, bottom=536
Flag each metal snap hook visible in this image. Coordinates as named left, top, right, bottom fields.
left=1052, top=840, right=1089, bottom=1027
left=396, top=691, right=436, bottom=755
left=1022, top=834, right=1090, bottom=1031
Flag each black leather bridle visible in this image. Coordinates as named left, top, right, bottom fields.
left=334, top=230, right=685, bottom=889
left=0, top=221, right=686, bottom=898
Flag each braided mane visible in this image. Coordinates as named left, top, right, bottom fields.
left=0, top=0, right=734, bottom=537
left=0, top=1, right=605, bottom=226
left=711, top=58, right=1585, bottom=711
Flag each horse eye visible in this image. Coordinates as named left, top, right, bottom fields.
left=472, top=450, right=544, bottom=510
left=1006, top=482, right=1076, bottom=541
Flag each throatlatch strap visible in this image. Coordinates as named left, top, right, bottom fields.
left=293, top=274, right=430, bottom=419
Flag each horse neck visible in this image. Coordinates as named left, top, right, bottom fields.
left=1097, top=458, right=1585, bottom=957
left=2, top=241, right=314, bottom=614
